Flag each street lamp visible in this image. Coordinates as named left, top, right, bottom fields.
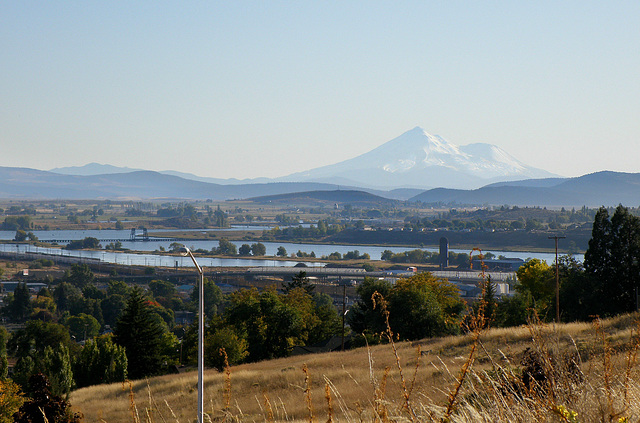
left=178, top=246, right=204, bottom=423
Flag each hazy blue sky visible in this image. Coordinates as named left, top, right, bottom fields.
left=1, top=1, right=638, bottom=179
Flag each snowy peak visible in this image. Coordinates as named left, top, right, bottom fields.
left=357, top=127, right=531, bottom=178
left=281, top=127, right=557, bottom=189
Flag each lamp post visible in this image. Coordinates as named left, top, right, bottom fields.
left=179, top=246, right=204, bottom=423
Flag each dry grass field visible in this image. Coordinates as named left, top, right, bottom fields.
left=70, top=312, right=640, bottom=423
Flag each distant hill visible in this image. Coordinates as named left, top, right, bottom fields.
left=248, top=190, right=399, bottom=206
left=0, top=167, right=370, bottom=200
left=409, top=171, right=640, bottom=207
left=50, top=163, right=270, bottom=186
left=49, top=163, right=142, bottom=175
left=483, top=177, right=568, bottom=188
left=3, top=166, right=425, bottom=201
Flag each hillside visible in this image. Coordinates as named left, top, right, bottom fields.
left=410, top=171, right=640, bottom=207
left=248, top=189, right=399, bottom=206
left=70, top=313, right=640, bottom=422
left=0, top=167, right=358, bottom=200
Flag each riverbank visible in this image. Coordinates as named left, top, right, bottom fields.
left=154, top=227, right=589, bottom=255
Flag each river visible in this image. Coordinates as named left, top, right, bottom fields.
left=0, top=228, right=579, bottom=267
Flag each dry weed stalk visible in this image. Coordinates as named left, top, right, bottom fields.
left=38, top=407, right=50, bottom=423
left=302, top=363, right=315, bottom=423
left=526, top=312, right=560, bottom=402
left=374, top=367, right=391, bottom=422
left=324, top=375, right=354, bottom=422
left=127, top=380, right=140, bottom=423
left=593, top=317, right=614, bottom=413
left=440, top=249, right=489, bottom=421
left=164, top=399, right=179, bottom=423
left=407, top=345, right=422, bottom=400
left=593, top=316, right=631, bottom=422
left=623, top=317, right=640, bottom=407
left=221, top=347, right=232, bottom=412
left=324, top=382, right=334, bottom=423
left=262, top=393, right=275, bottom=423
left=371, top=291, right=417, bottom=422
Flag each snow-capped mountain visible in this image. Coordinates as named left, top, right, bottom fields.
left=278, top=127, right=557, bottom=189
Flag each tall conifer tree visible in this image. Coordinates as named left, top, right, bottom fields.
left=113, top=288, right=166, bottom=379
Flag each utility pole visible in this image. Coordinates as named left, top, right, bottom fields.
left=549, top=235, right=566, bottom=323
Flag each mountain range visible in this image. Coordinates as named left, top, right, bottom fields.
left=0, top=127, right=636, bottom=206
left=409, top=171, right=640, bottom=207
left=49, top=127, right=556, bottom=190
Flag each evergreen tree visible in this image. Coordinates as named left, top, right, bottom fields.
left=6, top=283, right=32, bottom=322
left=43, top=344, right=74, bottom=397
left=283, top=271, right=315, bottom=294
left=64, top=263, right=95, bottom=289
left=608, top=205, right=640, bottom=312
left=0, top=326, right=8, bottom=379
left=480, top=276, right=497, bottom=326
left=73, top=335, right=127, bottom=388
left=558, top=256, right=594, bottom=321
left=113, top=288, right=168, bottom=379
left=584, top=205, right=640, bottom=315
left=101, top=293, right=127, bottom=328
left=584, top=207, right=612, bottom=285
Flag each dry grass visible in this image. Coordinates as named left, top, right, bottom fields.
left=70, top=313, right=640, bottom=422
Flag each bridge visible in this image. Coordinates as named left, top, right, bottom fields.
left=34, top=237, right=188, bottom=244
left=244, top=266, right=515, bottom=282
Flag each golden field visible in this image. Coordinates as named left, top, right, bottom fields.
left=69, top=312, right=640, bottom=423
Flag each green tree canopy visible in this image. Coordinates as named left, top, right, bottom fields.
left=8, top=321, right=72, bottom=360
left=64, top=264, right=95, bottom=289
left=64, top=313, right=100, bottom=342
left=238, top=244, right=252, bottom=256
left=224, top=288, right=303, bottom=361
left=251, top=242, right=266, bottom=256
left=149, top=280, right=177, bottom=299
left=515, top=258, right=555, bottom=315
left=4, top=283, right=32, bottom=322
left=204, top=326, right=248, bottom=371
left=73, top=335, right=127, bottom=388
left=214, top=238, right=237, bottom=256
left=113, top=288, right=173, bottom=379
left=584, top=205, right=640, bottom=315
left=348, top=273, right=463, bottom=341
left=189, top=278, right=223, bottom=317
